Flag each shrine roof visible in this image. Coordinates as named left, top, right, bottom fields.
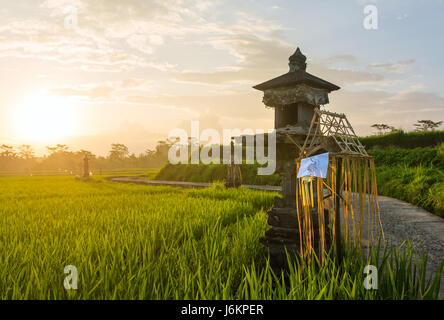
left=253, top=48, right=340, bottom=92
left=253, top=69, right=340, bottom=92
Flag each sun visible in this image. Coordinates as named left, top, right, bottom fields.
left=14, top=92, right=78, bottom=142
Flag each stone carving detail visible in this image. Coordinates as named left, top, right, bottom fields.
left=262, top=85, right=330, bottom=108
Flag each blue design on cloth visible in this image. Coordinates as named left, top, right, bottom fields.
left=297, top=152, right=329, bottom=179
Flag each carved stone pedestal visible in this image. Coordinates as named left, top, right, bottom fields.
left=260, top=196, right=332, bottom=275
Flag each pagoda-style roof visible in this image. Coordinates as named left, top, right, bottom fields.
left=253, top=48, right=340, bottom=92
left=253, top=69, right=340, bottom=92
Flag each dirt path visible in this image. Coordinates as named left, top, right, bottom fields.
left=111, top=177, right=444, bottom=298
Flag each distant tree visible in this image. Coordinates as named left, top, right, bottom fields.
left=78, top=149, right=96, bottom=159
left=46, top=144, right=69, bottom=155
left=109, top=143, right=129, bottom=161
left=0, top=145, right=18, bottom=171
left=413, top=120, right=443, bottom=132
left=371, top=124, right=395, bottom=135
left=145, top=149, right=156, bottom=157
left=0, top=145, right=16, bottom=158
left=0, top=138, right=175, bottom=172
left=42, top=144, right=76, bottom=170
left=18, top=145, right=35, bottom=160
left=155, top=140, right=172, bottom=159
left=387, top=125, right=396, bottom=132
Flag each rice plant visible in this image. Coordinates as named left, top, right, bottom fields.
left=0, top=176, right=441, bottom=299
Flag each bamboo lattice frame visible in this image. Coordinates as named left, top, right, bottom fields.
left=298, top=107, right=369, bottom=159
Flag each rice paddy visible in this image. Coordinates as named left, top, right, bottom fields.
left=0, top=176, right=442, bottom=299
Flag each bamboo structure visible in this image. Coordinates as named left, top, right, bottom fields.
left=293, top=108, right=384, bottom=264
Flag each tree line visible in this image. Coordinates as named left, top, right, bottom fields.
left=0, top=141, right=172, bottom=172
left=371, top=119, right=443, bottom=135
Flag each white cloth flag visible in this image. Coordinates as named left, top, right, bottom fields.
left=297, top=152, right=329, bottom=179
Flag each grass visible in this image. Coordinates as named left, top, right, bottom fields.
left=0, top=176, right=442, bottom=299
left=376, top=165, right=444, bottom=216
left=367, top=144, right=443, bottom=215
left=155, top=163, right=280, bottom=186
left=368, top=145, right=443, bottom=169
left=0, top=168, right=160, bottom=178
left=360, top=130, right=444, bottom=150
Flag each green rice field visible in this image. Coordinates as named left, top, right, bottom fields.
left=0, top=176, right=442, bottom=299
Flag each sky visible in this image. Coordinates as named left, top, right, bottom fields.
left=0, top=0, right=443, bottom=156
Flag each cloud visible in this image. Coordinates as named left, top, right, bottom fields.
left=2, top=1, right=383, bottom=86
left=382, top=90, right=444, bottom=112
left=168, top=13, right=385, bottom=88
left=49, top=79, right=154, bottom=100
left=126, top=34, right=164, bottom=54
left=175, top=37, right=384, bottom=87
left=0, top=0, right=216, bottom=73
left=51, top=86, right=114, bottom=100
left=327, top=55, right=358, bottom=64
left=329, top=88, right=444, bottom=135
left=123, top=91, right=270, bottom=121
left=173, top=35, right=289, bottom=83
left=369, top=59, right=415, bottom=74
left=356, top=0, right=378, bottom=4
left=0, top=19, right=150, bottom=72
left=309, top=62, right=384, bottom=86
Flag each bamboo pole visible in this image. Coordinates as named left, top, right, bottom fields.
left=334, top=156, right=343, bottom=264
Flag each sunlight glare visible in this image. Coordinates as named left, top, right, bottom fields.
left=14, top=92, right=77, bottom=142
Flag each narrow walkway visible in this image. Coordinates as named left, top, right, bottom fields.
left=111, top=177, right=444, bottom=298
left=110, top=177, right=281, bottom=191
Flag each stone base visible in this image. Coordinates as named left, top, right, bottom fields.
left=260, top=197, right=332, bottom=274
